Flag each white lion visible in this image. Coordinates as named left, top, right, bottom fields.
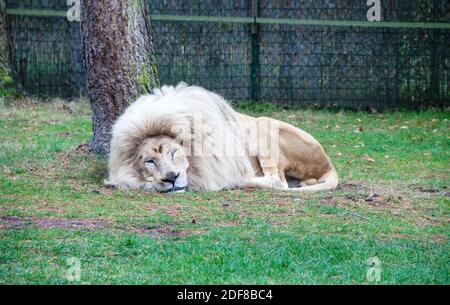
left=105, top=83, right=338, bottom=192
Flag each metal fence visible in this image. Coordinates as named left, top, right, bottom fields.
left=4, top=0, right=450, bottom=109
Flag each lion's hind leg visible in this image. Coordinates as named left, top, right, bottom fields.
left=290, top=167, right=338, bottom=192
left=297, top=178, right=318, bottom=188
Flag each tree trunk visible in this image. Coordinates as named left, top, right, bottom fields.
left=81, top=0, right=159, bottom=155
left=0, top=0, right=15, bottom=96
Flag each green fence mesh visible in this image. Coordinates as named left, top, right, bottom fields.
left=4, top=0, right=450, bottom=109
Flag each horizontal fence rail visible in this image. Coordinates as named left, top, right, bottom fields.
left=4, top=1, right=450, bottom=109
left=6, top=9, right=450, bottom=29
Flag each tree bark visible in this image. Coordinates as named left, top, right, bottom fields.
left=0, top=0, right=15, bottom=96
left=81, top=0, right=159, bottom=155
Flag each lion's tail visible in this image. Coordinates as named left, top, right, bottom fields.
left=290, top=166, right=338, bottom=192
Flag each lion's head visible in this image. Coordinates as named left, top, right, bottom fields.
left=133, top=136, right=189, bottom=193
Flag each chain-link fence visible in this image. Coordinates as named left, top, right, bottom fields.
left=4, top=0, right=450, bottom=109
left=5, top=0, right=84, bottom=97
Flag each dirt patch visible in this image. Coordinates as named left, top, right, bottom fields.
left=415, top=216, right=447, bottom=227
left=337, top=181, right=368, bottom=192
left=342, top=192, right=385, bottom=205
left=0, top=216, right=206, bottom=238
left=54, top=102, right=74, bottom=114
left=431, top=234, right=448, bottom=243
left=378, top=232, right=416, bottom=241
left=325, top=181, right=386, bottom=206
left=74, top=143, right=90, bottom=154
left=56, top=131, right=71, bottom=138
left=100, top=186, right=116, bottom=195
left=0, top=216, right=108, bottom=230
left=142, top=204, right=184, bottom=217
left=134, top=224, right=206, bottom=238
left=409, top=183, right=447, bottom=195
left=336, top=181, right=421, bottom=210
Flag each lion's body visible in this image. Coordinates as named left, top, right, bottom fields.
left=106, top=83, right=338, bottom=192
left=239, top=114, right=338, bottom=191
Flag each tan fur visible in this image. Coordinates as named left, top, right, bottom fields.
left=105, top=83, right=338, bottom=192
left=132, top=136, right=189, bottom=192
left=239, top=114, right=338, bottom=192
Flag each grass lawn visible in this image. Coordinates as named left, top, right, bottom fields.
left=0, top=98, right=448, bottom=284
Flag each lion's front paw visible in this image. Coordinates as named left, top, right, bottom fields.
left=270, top=177, right=288, bottom=190
left=140, top=182, right=156, bottom=191
left=250, top=176, right=286, bottom=189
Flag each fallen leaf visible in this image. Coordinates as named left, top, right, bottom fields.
left=361, top=154, right=375, bottom=163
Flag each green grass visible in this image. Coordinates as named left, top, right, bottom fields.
left=0, top=63, right=17, bottom=99
left=0, top=99, right=449, bottom=284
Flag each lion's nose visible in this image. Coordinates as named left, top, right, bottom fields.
left=162, top=172, right=180, bottom=184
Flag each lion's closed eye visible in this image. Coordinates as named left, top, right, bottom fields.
left=145, top=159, right=157, bottom=168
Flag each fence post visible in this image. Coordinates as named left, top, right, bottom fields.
left=250, top=0, right=260, bottom=101
left=431, top=0, right=442, bottom=107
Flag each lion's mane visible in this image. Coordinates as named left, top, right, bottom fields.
left=105, top=82, right=254, bottom=191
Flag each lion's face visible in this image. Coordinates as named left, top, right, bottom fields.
left=134, top=136, right=189, bottom=192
